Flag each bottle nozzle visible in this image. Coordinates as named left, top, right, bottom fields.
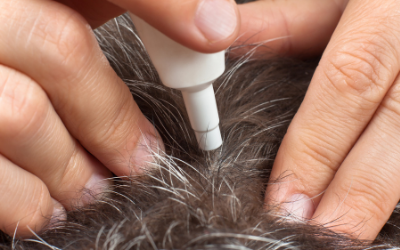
left=129, top=14, right=224, bottom=151
left=181, top=83, right=222, bottom=151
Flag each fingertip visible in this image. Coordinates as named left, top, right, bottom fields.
left=131, top=125, right=165, bottom=175
left=81, top=168, right=112, bottom=207
left=112, top=0, right=239, bottom=53
left=126, top=117, right=165, bottom=176
left=265, top=155, right=316, bottom=222
left=280, top=194, right=315, bottom=221
left=103, top=113, right=165, bottom=178
left=48, top=199, right=66, bottom=229
left=193, top=0, right=240, bottom=51
left=6, top=197, right=65, bottom=239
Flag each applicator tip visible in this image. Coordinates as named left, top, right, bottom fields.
left=195, top=126, right=222, bottom=151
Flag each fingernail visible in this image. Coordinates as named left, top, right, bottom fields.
left=280, top=194, right=314, bottom=220
left=195, top=0, right=237, bottom=42
left=83, top=171, right=111, bottom=205
left=132, top=132, right=164, bottom=174
left=49, top=199, right=66, bottom=228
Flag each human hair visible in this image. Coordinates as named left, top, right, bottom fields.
left=1, top=11, right=400, bottom=250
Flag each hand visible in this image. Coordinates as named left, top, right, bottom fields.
left=0, top=0, right=243, bottom=238
left=0, top=0, right=161, bottom=238
left=116, top=0, right=400, bottom=240
left=236, top=0, right=400, bottom=240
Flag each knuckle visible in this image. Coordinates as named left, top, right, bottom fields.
left=93, top=101, right=137, bottom=146
left=53, top=145, right=80, bottom=195
left=52, top=14, right=92, bottom=63
left=0, top=69, right=49, bottom=139
left=293, top=127, right=341, bottom=174
left=339, top=171, right=393, bottom=223
left=84, top=99, right=143, bottom=154
left=32, top=6, right=94, bottom=74
left=381, top=84, right=400, bottom=119
left=324, top=39, right=393, bottom=103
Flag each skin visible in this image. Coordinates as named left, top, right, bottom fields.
left=262, top=0, right=400, bottom=241
left=0, top=0, right=397, bottom=242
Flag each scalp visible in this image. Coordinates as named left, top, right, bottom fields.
left=1, top=12, right=400, bottom=250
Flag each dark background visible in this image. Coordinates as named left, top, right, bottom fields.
left=235, top=0, right=257, bottom=4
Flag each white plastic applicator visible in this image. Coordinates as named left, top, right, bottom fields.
left=129, top=14, right=224, bottom=151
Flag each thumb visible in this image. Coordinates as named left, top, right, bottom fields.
left=107, top=0, right=240, bottom=53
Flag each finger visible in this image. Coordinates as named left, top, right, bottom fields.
left=56, top=0, right=124, bottom=28
left=313, top=79, right=400, bottom=239
left=0, top=154, right=65, bottom=238
left=234, top=0, right=348, bottom=57
left=108, top=0, right=240, bottom=53
left=0, top=0, right=161, bottom=176
left=266, top=0, right=400, bottom=219
left=0, top=64, right=111, bottom=209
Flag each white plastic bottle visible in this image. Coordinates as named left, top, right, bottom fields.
left=129, top=14, right=225, bottom=151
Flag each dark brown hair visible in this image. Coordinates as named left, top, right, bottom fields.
left=1, top=12, right=400, bottom=250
